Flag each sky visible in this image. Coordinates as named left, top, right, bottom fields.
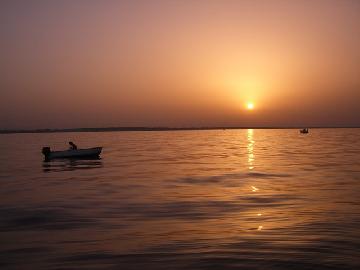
left=1, top=0, right=360, bottom=129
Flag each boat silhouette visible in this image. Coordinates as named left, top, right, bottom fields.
left=42, top=146, right=102, bottom=160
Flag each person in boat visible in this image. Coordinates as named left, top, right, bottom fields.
left=69, top=141, right=78, bottom=150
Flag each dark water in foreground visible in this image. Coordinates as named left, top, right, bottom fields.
left=0, top=129, right=359, bottom=269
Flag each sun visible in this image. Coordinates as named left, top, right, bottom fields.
left=246, top=102, right=254, bottom=110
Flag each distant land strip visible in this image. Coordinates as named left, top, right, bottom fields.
left=0, top=126, right=359, bottom=134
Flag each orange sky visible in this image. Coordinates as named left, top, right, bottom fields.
left=1, top=0, right=360, bottom=129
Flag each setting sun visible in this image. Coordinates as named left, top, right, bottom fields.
left=246, top=102, right=255, bottom=110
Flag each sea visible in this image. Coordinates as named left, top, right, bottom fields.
left=0, top=129, right=359, bottom=269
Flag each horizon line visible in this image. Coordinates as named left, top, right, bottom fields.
left=1, top=126, right=359, bottom=134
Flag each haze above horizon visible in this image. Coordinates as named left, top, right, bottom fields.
left=1, top=0, right=360, bottom=129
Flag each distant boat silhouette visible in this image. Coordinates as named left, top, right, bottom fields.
left=300, top=128, right=309, bottom=134
left=42, top=146, right=102, bottom=160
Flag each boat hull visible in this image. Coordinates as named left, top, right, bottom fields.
left=44, top=147, right=102, bottom=160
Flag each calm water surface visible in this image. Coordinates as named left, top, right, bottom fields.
left=0, top=129, right=359, bottom=269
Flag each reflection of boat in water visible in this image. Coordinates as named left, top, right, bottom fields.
left=300, top=128, right=309, bottom=134
left=42, top=158, right=103, bottom=172
left=42, top=147, right=102, bottom=160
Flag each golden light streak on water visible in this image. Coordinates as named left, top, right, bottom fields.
left=247, top=129, right=255, bottom=170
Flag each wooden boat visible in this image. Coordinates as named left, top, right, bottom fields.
left=300, top=128, right=309, bottom=134
left=42, top=147, right=102, bottom=160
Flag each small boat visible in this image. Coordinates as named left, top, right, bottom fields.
left=300, top=128, right=309, bottom=134
left=42, top=147, right=102, bottom=160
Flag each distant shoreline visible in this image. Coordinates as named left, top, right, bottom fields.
left=0, top=126, right=359, bottom=134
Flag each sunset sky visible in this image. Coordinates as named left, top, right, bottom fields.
left=1, top=0, right=360, bottom=129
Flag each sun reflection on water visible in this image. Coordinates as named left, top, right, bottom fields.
left=247, top=129, right=255, bottom=170
left=247, top=129, right=264, bottom=232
